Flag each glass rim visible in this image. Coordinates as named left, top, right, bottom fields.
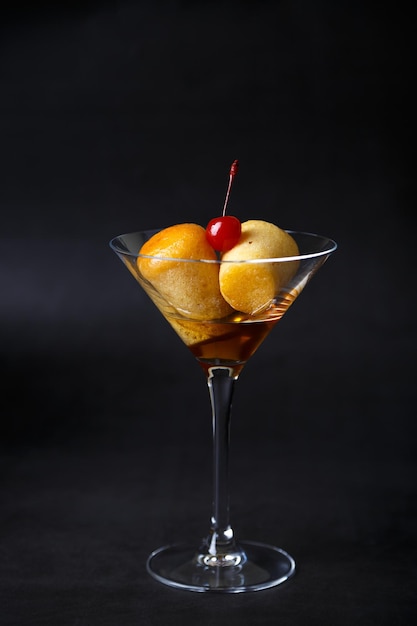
left=109, top=229, right=338, bottom=264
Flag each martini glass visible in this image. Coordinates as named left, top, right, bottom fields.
left=110, top=228, right=337, bottom=593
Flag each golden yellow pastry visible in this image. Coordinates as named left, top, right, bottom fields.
left=219, top=220, right=299, bottom=314
left=137, top=223, right=232, bottom=320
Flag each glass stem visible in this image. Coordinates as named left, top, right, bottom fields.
left=206, top=366, right=237, bottom=555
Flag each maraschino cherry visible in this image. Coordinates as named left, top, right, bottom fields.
left=206, top=160, right=241, bottom=252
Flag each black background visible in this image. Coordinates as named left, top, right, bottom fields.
left=0, top=1, right=415, bottom=624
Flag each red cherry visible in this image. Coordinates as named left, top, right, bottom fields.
left=206, top=215, right=241, bottom=252
left=206, top=159, right=241, bottom=251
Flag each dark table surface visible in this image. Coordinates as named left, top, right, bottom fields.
left=1, top=2, right=415, bottom=624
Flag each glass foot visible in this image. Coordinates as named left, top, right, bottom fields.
left=146, top=540, right=295, bottom=593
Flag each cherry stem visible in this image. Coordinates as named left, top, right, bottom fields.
left=222, top=159, right=239, bottom=217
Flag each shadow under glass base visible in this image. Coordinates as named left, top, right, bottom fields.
left=146, top=541, right=295, bottom=593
